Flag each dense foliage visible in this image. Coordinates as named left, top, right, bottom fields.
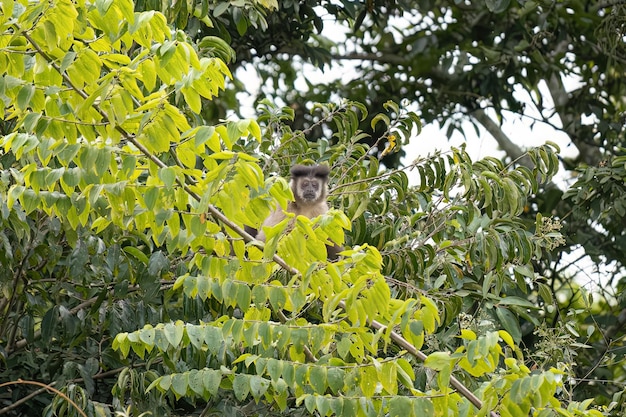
left=0, top=1, right=624, bottom=417
left=133, top=0, right=626, bottom=411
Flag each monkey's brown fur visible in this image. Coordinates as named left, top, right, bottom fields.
left=256, top=164, right=342, bottom=259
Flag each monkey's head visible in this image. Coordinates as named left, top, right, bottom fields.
left=290, top=164, right=330, bottom=205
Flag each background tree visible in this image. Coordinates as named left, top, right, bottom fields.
left=0, top=1, right=622, bottom=417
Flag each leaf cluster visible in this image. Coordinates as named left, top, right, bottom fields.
left=0, top=1, right=611, bottom=417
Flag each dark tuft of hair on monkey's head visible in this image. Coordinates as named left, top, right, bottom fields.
left=290, top=164, right=330, bottom=179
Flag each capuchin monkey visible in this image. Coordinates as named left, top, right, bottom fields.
left=256, top=164, right=342, bottom=260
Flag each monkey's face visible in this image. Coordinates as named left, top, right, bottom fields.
left=295, top=176, right=324, bottom=203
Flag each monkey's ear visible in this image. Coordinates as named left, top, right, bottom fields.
left=314, top=164, right=330, bottom=177
left=290, top=164, right=311, bottom=177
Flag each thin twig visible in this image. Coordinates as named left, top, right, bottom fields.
left=0, top=380, right=87, bottom=417
left=0, top=384, right=53, bottom=415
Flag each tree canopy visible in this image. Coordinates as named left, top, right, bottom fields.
left=133, top=0, right=626, bottom=297
left=0, top=1, right=625, bottom=417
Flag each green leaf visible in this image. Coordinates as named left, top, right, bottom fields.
left=412, top=398, right=435, bottom=416
left=497, top=296, right=536, bottom=309
left=204, top=326, right=223, bottom=354
left=496, top=307, right=522, bottom=343
left=235, top=11, right=248, bottom=35
left=249, top=375, right=269, bottom=402
left=537, top=282, right=553, bottom=304
left=379, top=361, right=398, bottom=395
left=389, top=397, right=412, bottom=417
left=194, top=125, right=215, bottom=147
left=154, top=327, right=170, bottom=352
left=22, top=112, right=41, bottom=132
left=139, top=325, right=155, bottom=347
left=188, top=370, right=204, bottom=396
left=251, top=285, right=267, bottom=308
left=159, top=166, right=177, bottom=188
left=342, top=398, right=358, bottom=417
left=308, top=366, right=327, bottom=394
left=327, top=367, right=344, bottom=394
left=123, top=246, right=149, bottom=265
left=485, top=0, right=511, bottom=13
left=163, top=321, right=184, bottom=347
left=41, top=306, right=58, bottom=344
left=236, top=284, right=252, bottom=311
left=143, top=186, right=159, bottom=210
left=17, top=84, right=35, bottom=110
left=148, top=251, right=169, bottom=276
left=315, top=395, right=332, bottom=416
left=213, top=2, right=229, bottom=17
left=186, top=324, right=204, bottom=350
left=268, top=286, right=287, bottom=310
left=329, top=397, right=344, bottom=415
left=159, top=375, right=172, bottom=391
left=171, top=373, right=188, bottom=398
left=266, top=358, right=283, bottom=382
left=233, top=374, right=250, bottom=401
left=203, top=369, right=222, bottom=396
left=371, top=113, right=391, bottom=130
left=424, top=352, right=452, bottom=371
left=95, top=0, right=114, bottom=15
left=337, top=335, right=351, bottom=359
left=359, top=365, right=377, bottom=397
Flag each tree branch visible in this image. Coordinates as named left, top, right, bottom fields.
left=545, top=74, right=603, bottom=166
left=472, top=108, right=534, bottom=169
left=330, top=52, right=407, bottom=65
left=7, top=284, right=144, bottom=354
left=605, top=307, right=626, bottom=341
left=363, top=304, right=500, bottom=417
left=0, top=380, right=87, bottom=417
left=593, top=0, right=626, bottom=11
left=0, top=384, right=53, bottom=415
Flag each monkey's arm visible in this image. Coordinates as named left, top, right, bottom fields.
left=255, top=209, right=287, bottom=242
left=243, top=225, right=258, bottom=238
left=325, top=242, right=343, bottom=260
